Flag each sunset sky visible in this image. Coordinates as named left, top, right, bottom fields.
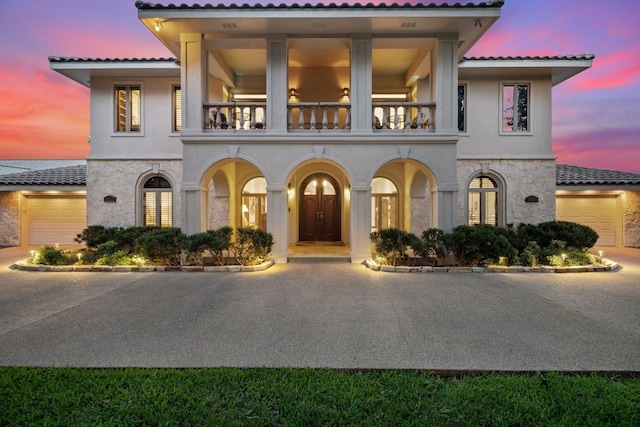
left=0, top=0, right=638, bottom=172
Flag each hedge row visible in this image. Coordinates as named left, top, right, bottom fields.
left=370, top=221, right=599, bottom=267
left=68, top=225, right=274, bottom=267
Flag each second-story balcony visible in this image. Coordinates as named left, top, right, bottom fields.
left=203, top=101, right=436, bottom=134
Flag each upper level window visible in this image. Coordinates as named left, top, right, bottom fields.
left=173, top=86, right=182, bottom=132
left=115, top=85, right=141, bottom=132
left=458, top=84, right=467, bottom=132
left=502, top=83, right=529, bottom=132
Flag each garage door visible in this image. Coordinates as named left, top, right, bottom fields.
left=556, top=196, right=617, bottom=246
left=26, top=196, right=86, bottom=246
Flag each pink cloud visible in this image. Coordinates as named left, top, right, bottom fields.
left=553, top=127, right=640, bottom=173
left=0, top=63, right=89, bottom=159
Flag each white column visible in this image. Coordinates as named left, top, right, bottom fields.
left=435, top=34, right=459, bottom=134
left=180, top=33, right=206, bottom=133
left=350, top=34, right=373, bottom=132
left=266, top=34, right=288, bottom=132
left=435, top=186, right=457, bottom=233
left=182, top=184, right=207, bottom=236
left=266, top=185, right=288, bottom=263
left=350, top=184, right=372, bottom=263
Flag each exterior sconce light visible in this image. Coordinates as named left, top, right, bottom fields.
left=289, top=88, right=298, bottom=99
left=154, top=20, right=163, bottom=31
left=525, top=195, right=539, bottom=203
left=104, top=195, right=117, bottom=203
left=342, top=87, right=350, bottom=98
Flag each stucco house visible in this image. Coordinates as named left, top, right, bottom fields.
left=2, top=1, right=639, bottom=255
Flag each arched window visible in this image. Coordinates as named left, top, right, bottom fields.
left=242, top=177, right=267, bottom=230
left=371, top=177, right=398, bottom=232
left=468, top=175, right=502, bottom=226
left=142, top=176, right=172, bottom=227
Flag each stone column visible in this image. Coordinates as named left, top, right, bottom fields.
left=180, top=33, right=206, bottom=133
left=266, top=185, right=288, bottom=263
left=350, top=184, right=372, bottom=263
left=435, top=186, right=457, bottom=233
left=434, top=33, right=459, bottom=134
left=181, top=184, right=206, bottom=236
left=266, top=34, right=288, bottom=132
left=350, top=34, right=373, bottom=132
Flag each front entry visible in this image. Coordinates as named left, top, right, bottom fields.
left=299, top=173, right=341, bottom=242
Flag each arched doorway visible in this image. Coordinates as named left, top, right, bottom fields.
left=299, top=173, right=341, bottom=242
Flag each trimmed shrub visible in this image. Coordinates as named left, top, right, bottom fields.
left=370, top=228, right=421, bottom=266
left=412, top=228, right=447, bottom=266
left=516, top=221, right=598, bottom=251
left=443, top=225, right=517, bottom=267
left=112, top=226, right=157, bottom=253
left=186, top=227, right=233, bottom=266
left=134, top=228, right=187, bottom=266
left=96, top=240, right=118, bottom=257
left=232, top=227, right=274, bottom=266
left=95, top=250, right=136, bottom=266
left=519, top=241, right=541, bottom=267
left=74, top=225, right=118, bottom=249
left=31, top=246, right=69, bottom=266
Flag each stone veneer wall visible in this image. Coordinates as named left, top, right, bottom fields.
left=456, top=159, right=556, bottom=227
left=0, top=192, right=20, bottom=246
left=624, top=190, right=640, bottom=247
left=86, top=160, right=183, bottom=229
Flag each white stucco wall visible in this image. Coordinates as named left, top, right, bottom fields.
left=457, top=159, right=556, bottom=227
left=624, top=190, right=640, bottom=247
left=457, top=77, right=553, bottom=159
left=89, top=77, right=183, bottom=160
left=0, top=192, right=20, bottom=246
left=86, top=160, right=183, bottom=228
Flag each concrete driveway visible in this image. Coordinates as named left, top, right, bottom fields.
left=0, top=246, right=638, bottom=371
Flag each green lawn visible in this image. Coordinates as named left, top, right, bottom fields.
left=1, top=368, right=638, bottom=426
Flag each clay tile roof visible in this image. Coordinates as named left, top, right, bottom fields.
left=556, top=164, right=640, bottom=185
left=0, top=165, right=86, bottom=186
left=49, top=57, right=179, bottom=64
left=135, top=1, right=505, bottom=11
left=462, top=54, right=595, bottom=61
left=0, top=159, right=85, bottom=176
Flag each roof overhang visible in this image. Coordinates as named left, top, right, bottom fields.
left=49, top=57, right=181, bottom=87
left=459, top=55, right=595, bottom=86
left=136, top=1, right=503, bottom=59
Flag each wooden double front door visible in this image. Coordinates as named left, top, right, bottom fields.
left=299, top=173, right=341, bottom=242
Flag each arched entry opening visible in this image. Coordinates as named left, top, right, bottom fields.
left=299, top=173, right=341, bottom=242
left=241, top=177, right=267, bottom=230
left=372, top=160, right=438, bottom=236
left=200, top=159, right=266, bottom=232
left=371, top=177, right=398, bottom=233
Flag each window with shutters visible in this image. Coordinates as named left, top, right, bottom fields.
left=467, top=174, right=503, bottom=227
left=173, top=86, right=182, bottom=132
left=115, top=85, right=141, bottom=132
left=142, top=176, right=172, bottom=227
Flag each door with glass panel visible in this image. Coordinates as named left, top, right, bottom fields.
left=299, top=173, right=341, bottom=242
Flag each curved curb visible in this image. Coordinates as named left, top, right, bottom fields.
left=363, top=259, right=619, bottom=273
left=11, top=259, right=275, bottom=273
